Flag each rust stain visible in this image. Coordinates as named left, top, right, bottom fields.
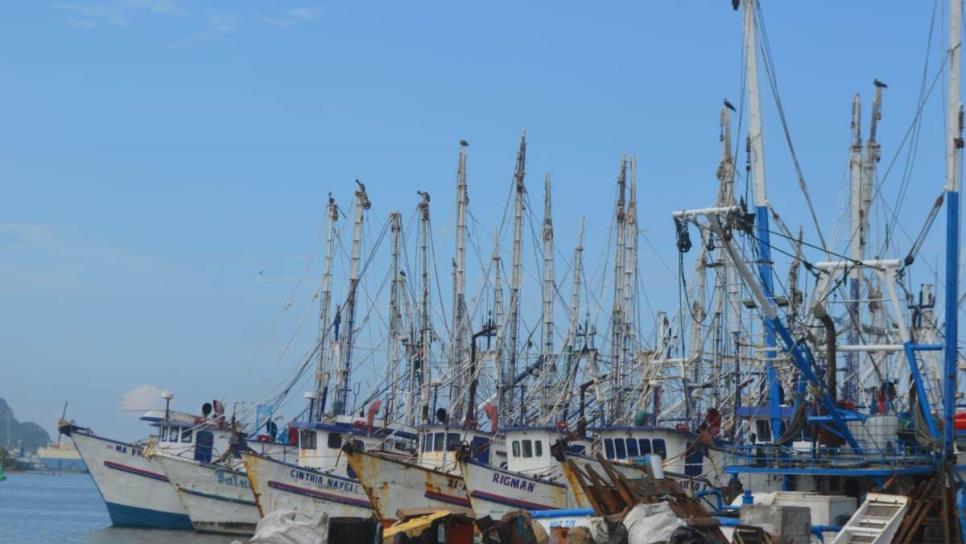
left=241, top=454, right=266, bottom=518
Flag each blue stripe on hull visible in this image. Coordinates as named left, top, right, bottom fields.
left=104, top=501, right=193, bottom=530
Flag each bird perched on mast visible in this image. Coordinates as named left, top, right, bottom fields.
left=724, top=98, right=737, bottom=112
left=874, top=78, right=888, bottom=89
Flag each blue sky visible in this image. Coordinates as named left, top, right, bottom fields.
left=0, top=1, right=958, bottom=440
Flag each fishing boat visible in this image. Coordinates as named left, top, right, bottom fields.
left=36, top=441, right=87, bottom=473
left=61, top=395, right=241, bottom=530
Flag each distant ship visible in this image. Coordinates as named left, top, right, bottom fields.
left=36, top=441, right=87, bottom=473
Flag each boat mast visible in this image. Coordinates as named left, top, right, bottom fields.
left=943, top=0, right=962, bottom=460
left=716, top=104, right=739, bottom=427
left=417, top=191, right=433, bottom=423
left=334, top=181, right=370, bottom=416
left=559, top=219, right=586, bottom=419
left=846, top=93, right=864, bottom=403
left=610, top=157, right=627, bottom=423
left=624, top=158, right=638, bottom=384
left=491, top=240, right=505, bottom=421
left=507, top=131, right=527, bottom=425
left=386, top=212, right=403, bottom=425
left=540, top=173, right=556, bottom=419
left=451, top=140, right=470, bottom=421
left=313, top=195, right=339, bottom=421
left=742, top=0, right=782, bottom=439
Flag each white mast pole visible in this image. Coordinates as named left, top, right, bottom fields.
left=507, top=131, right=527, bottom=424
left=846, top=94, right=863, bottom=402
left=334, top=181, right=370, bottom=416
left=313, top=195, right=339, bottom=421
left=541, top=173, right=556, bottom=420
left=742, top=0, right=782, bottom=438
left=451, top=141, right=469, bottom=420
left=417, top=192, right=432, bottom=424
left=610, top=158, right=627, bottom=423
left=386, top=212, right=403, bottom=425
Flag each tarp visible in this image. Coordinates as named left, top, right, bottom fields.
left=247, top=510, right=329, bottom=544
left=383, top=510, right=451, bottom=539
left=623, top=502, right=686, bottom=544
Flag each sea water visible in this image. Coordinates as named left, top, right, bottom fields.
left=0, top=472, right=236, bottom=543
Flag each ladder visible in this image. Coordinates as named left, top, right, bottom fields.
left=831, top=493, right=908, bottom=544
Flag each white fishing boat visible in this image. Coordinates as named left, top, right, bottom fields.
left=151, top=437, right=295, bottom=535
left=60, top=396, right=236, bottom=530
left=344, top=424, right=500, bottom=522
left=243, top=414, right=416, bottom=522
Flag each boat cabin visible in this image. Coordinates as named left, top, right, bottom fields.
left=293, top=414, right=417, bottom=471
left=591, top=426, right=705, bottom=477
left=503, top=427, right=571, bottom=476
left=141, top=409, right=236, bottom=464
left=417, top=424, right=497, bottom=471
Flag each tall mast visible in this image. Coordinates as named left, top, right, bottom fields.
left=386, top=212, right=403, bottom=425
left=451, top=140, right=470, bottom=421
left=492, top=240, right=505, bottom=418
left=718, top=104, right=742, bottom=422
left=846, top=93, right=863, bottom=402
left=417, top=191, right=433, bottom=423
left=334, top=181, right=371, bottom=416
left=942, top=0, right=962, bottom=460
left=541, top=173, right=556, bottom=418
left=313, top=195, right=339, bottom=421
left=610, top=157, right=627, bottom=423
left=624, top=157, right=638, bottom=384
left=742, top=0, right=782, bottom=439
left=507, top=131, right=527, bottom=424
left=560, top=219, right=586, bottom=418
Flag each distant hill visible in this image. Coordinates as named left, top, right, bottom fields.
left=0, top=397, right=51, bottom=453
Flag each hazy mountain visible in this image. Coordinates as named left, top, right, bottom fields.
left=0, top=397, right=51, bottom=453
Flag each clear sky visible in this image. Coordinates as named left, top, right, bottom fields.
left=0, top=1, right=958, bottom=440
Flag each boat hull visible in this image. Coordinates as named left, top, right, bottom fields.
left=242, top=452, right=372, bottom=521
left=154, top=453, right=259, bottom=535
left=344, top=449, right=470, bottom=522
left=459, top=459, right=572, bottom=519
left=69, top=430, right=192, bottom=530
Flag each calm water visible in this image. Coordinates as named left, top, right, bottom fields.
left=0, top=472, right=239, bottom=543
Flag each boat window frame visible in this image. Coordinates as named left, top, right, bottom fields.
left=522, top=439, right=533, bottom=458
left=160, top=426, right=169, bottom=442
left=626, top=438, right=639, bottom=457
left=299, top=429, right=317, bottom=450
left=512, top=440, right=520, bottom=457
left=181, top=427, right=193, bottom=443
left=653, top=438, right=667, bottom=459
left=614, top=437, right=627, bottom=459
left=534, top=440, right=543, bottom=457
left=327, top=432, right=342, bottom=450
left=604, top=438, right=615, bottom=459
left=433, top=432, right=445, bottom=452
left=639, top=439, right=652, bottom=455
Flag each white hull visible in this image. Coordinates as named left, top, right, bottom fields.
left=243, top=452, right=372, bottom=521
left=344, top=449, right=471, bottom=522
left=69, top=430, right=192, bottom=529
left=154, top=453, right=259, bottom=535
left=459, top=459, right=573, bottom=519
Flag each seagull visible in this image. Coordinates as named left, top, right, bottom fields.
left=417, top=190, right=430, bottom=203
left=874, top=78, right=888, bottom=89
left=460, top=139, right=469, bottom=147
left=355, top=179, right=366, bottom=192
left=724, top=98, right=737, bottom=112
left=258, top=269, right=265, bottom=276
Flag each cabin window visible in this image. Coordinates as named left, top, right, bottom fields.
left=327, top=433, right=342, bottom=449
left=299, top=430, right=317, bottom=450
left=422, top=434, right=432, bottom=451
left=512, top=440, right=521, bottom=457
left=653, top=439, right=667, bottom=460
left=181, top=428, right=193, bottom=443
left=160, top=426, right=169, bottom=442
left=169, top=427, right=180, bottom=442
left=604, top=438, right=615, bottom=459
left=626, top=438, right=639, bottom=457
left=568, top=444, right=586, bottom=455
left=685, top=446, right=704, bottom=477
left=755, top=420, right=771, bottom=442
left=433, top=432, right=445, bottom=452
left=522, top=440, right=533, bottom=458
left=534, top=440, right=543, bottom=457
left=639, top=439, right=652, bottom=455
left=614, top=438, right=627, bottom=459
left=446, top=433, right=461, bottom=451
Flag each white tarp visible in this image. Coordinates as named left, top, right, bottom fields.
left=245, top=510, right=329, bottom=544
left=623, top=502, right=686, bottom=544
